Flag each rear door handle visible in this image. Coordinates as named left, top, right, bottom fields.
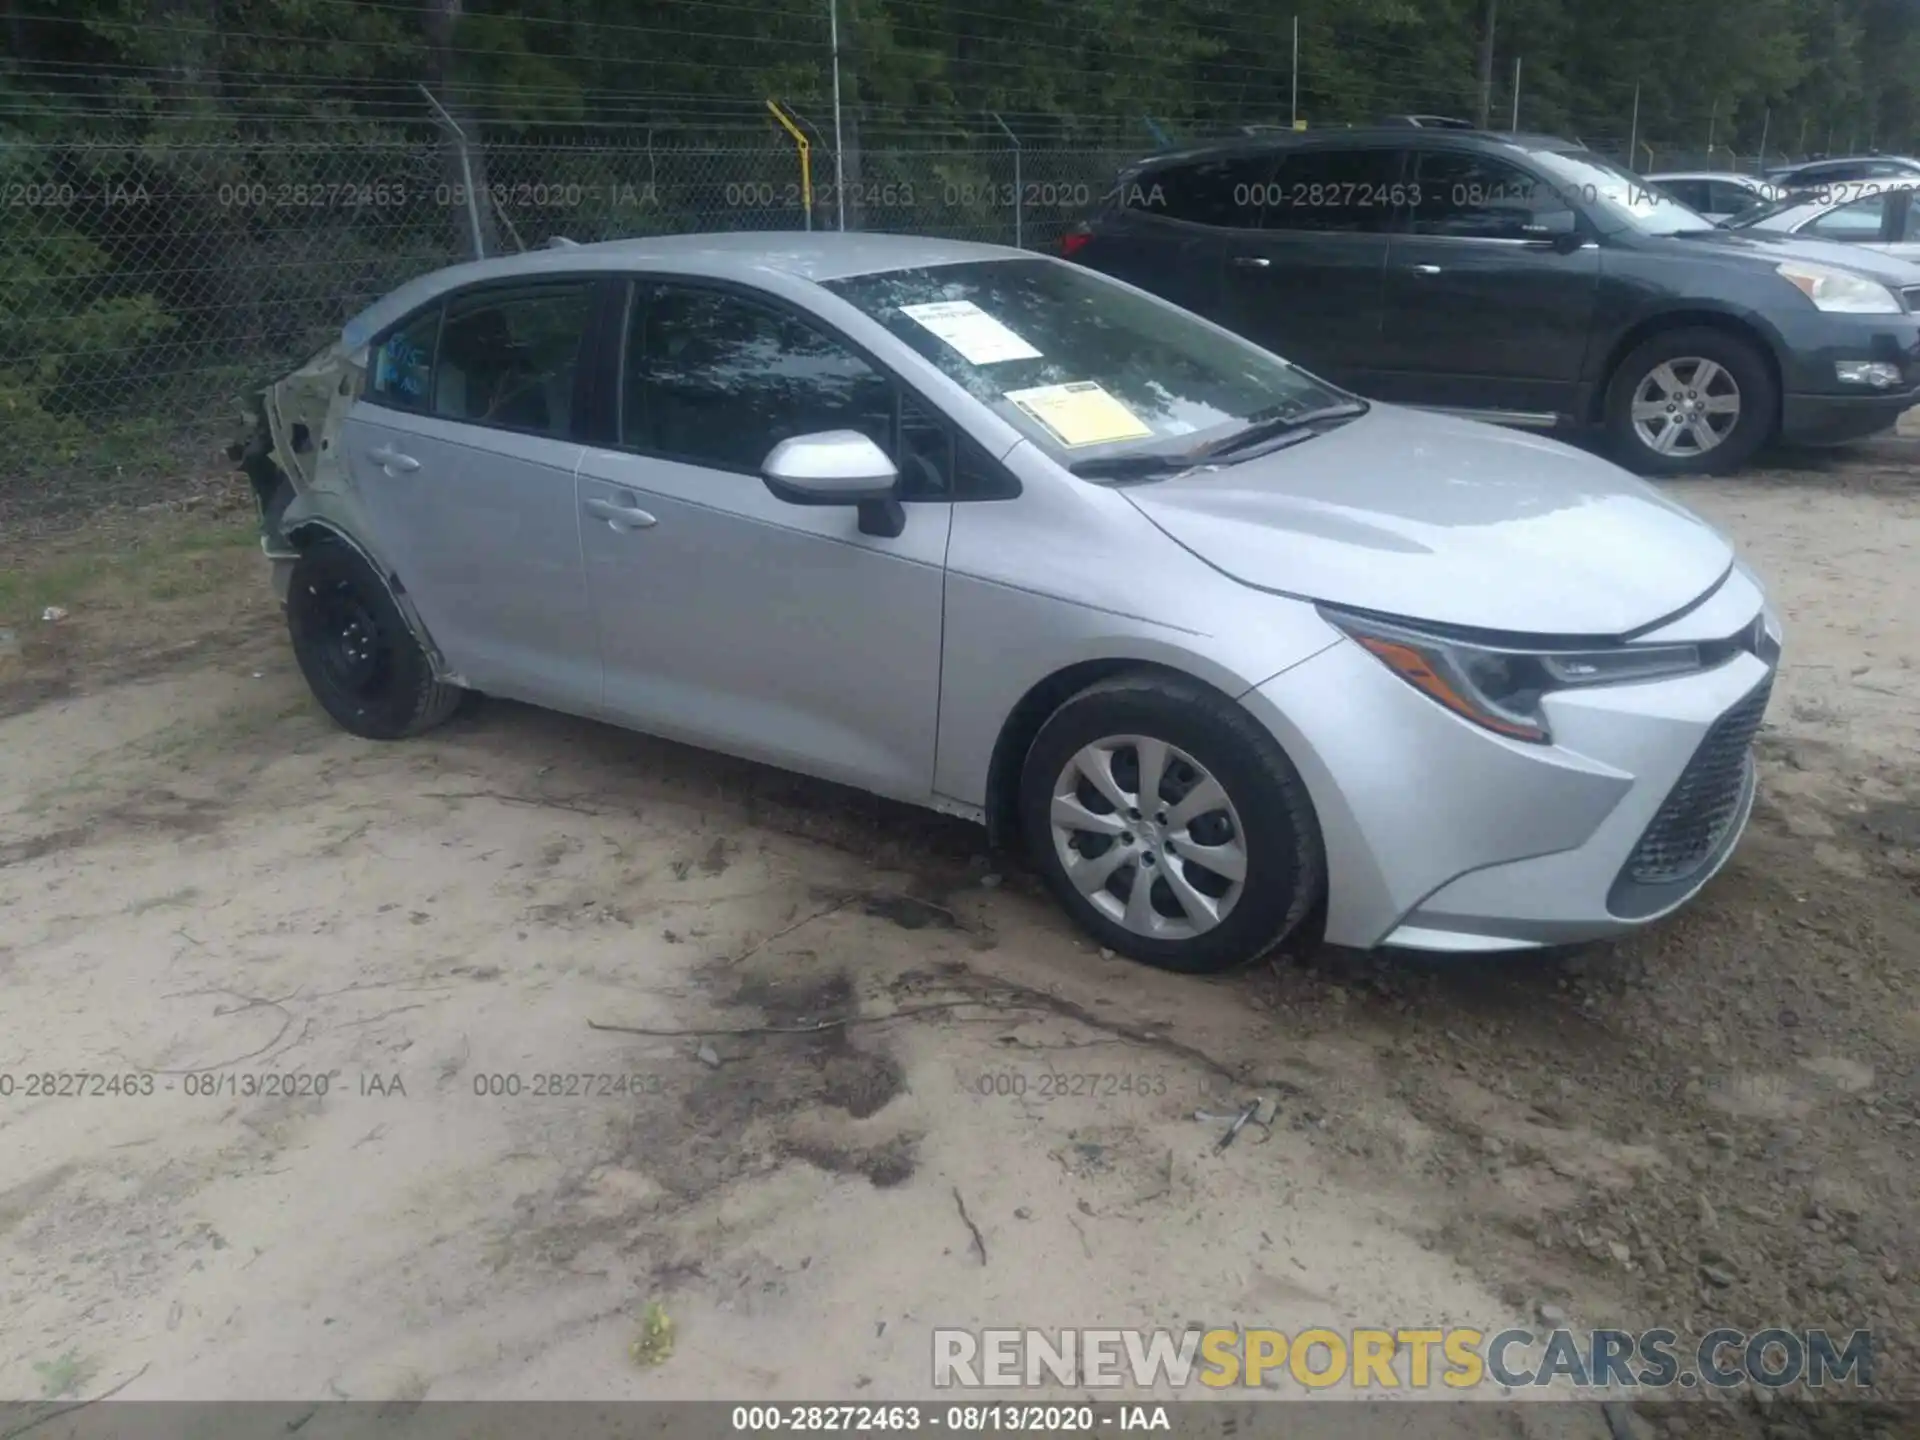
left=583, top=495, right=658, bottom=532
left=370, top=444, right=420, bottom=473
left=1229, top=255, right=1271, bottom=269
left=1409, top=263, right=1443, bottom=275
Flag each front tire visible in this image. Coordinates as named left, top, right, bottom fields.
left=1604, top=327, right=1777, bottom=476
left=1018, top=673, right=1325, bottom=974
left=286, top=540, right=464, bottom=740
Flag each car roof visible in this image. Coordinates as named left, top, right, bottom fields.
left=1646, top=171, right=1765, bottom=185
left=339, top=231, right=1029, bottom=348
left=1123, top=126, right=1587, bottom=172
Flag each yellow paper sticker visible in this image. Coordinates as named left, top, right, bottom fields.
left=1005, top=381, right=1154, bottom=448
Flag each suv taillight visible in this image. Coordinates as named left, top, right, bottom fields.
left=1059, top=224, right=1092, bottom=258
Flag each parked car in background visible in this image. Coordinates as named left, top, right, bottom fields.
left=242, top=233, right=1784, bottom=972
left=1642, top=171, right=1782, bottom=223
left=1726, top=185, right=1920, bottom=263
left=1766, top=155, right=1920, bottom=191
left=1066, top=127, right=1920, bottom=474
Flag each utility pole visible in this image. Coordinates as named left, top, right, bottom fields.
left=1290, top=15, right=1299, bottom=128
left=1476, top=0, right=1498, bottom=129
left=829, top=0, right=846, bottom=230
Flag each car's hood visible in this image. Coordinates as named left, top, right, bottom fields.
left=1122, top=406, right=1733, bottom=637
left=1656, top=226, right=1920, bottom=286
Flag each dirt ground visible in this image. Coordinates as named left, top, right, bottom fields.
left=1, top=425, right=1917, bottom=1440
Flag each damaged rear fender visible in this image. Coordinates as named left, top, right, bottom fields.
left=273, top=504, right=456, bottom=686
left=247, top=340, right=456, bottom=686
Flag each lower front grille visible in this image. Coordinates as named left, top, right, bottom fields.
left=1625, top=678, right=1772, bottom=886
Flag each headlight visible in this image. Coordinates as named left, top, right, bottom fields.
left=1320, top=608, right=1707, bottom=744
left=1775, top=261, right=1902, bottom=314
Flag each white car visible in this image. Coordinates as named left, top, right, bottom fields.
left=1642, top=172, right=1782, bottom=224
left=1726, top=185, right=1920, bottom=263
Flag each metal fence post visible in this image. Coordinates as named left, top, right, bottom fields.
left=1628, top=84, right=1639, bottom=167
left=766, top=98, right=813, bottom=230
left=828, top=0, right=846, bottom=231
left=993, top=112, right=1021, bottom=248
left=1290, top=15, right=1299, bottom=129
left=419, top=83, right=485, bottom=260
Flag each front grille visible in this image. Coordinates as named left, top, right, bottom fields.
left=1625, top=678, right=1772, bottom=886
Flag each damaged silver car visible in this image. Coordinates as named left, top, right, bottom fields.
left=237, top=232, right=1778, bottom=973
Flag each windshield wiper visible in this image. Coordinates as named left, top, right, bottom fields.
left=1066, top=451, right=1203, bottom=481
left=1190, top=400, right=1371, bottom=461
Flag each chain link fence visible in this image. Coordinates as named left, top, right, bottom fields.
left=0, top=114, right=1830, bottom=505
left=0, top=124, right=1141, bottom=501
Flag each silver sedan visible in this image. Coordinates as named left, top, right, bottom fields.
left=1727, top=184, right=1920, bottom=262
left=245, top=233, right=1781, bottom=972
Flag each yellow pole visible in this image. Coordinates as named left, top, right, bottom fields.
left=766, top=99, right=813, bottom=230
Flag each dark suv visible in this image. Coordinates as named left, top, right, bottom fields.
left=1066, top=128, right=1920, bottom=474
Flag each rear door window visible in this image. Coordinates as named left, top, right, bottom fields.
left=1261, top=147, right=1405, bottom=232
left=1801, top=193, right=1888, bottom=241
left=1407, top=150, right=1574, bottom=239
left=1660, top=179, right=1711, bottom=211
left=1125, top=153, right=1275, bottom=229
left=369, top=307, right=441, bottom=412
left=1706, top=181, right=1764, bottom=216
left=433, top=283, right=593, bottom=438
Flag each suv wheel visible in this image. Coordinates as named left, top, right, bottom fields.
left=286, top=540, right=464, bottom=740
left=1018, top=673, right=1325, bottom=974
left=1604, top=327, right=1776, bottom=476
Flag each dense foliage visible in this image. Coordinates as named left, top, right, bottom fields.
left=3, top=0, right=1916, bottom=150
left=2, top=1, right=1916, bottom=484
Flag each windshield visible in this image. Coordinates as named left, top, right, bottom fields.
left=1722, top=193, right=1817, bottom=229
left=1530, top=150, right=1715, bottom=235
left=823, top=258, right=1345, bottom=461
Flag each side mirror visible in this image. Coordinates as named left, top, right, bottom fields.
left=1523, top=210, right=1586, bottom=252
left=761, top=430, right=905, bottom=538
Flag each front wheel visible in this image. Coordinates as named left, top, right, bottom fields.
left=1018, top=673, right=1326, bottom=974
left=1603, top=327, right=1777, bottom=476
left=286, top=540, right=464, bottom=740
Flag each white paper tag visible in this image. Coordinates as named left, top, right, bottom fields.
left=899, top=300, right=1042, bottom=365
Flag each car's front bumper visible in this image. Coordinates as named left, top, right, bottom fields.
left=1241, top=574, right=1776, bottom=953
left=1780, top=387, right=1920, bottom=444
left=1776, top=307, right=1920, bottom=444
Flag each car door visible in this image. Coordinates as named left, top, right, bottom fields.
left=1796, top=190, right=1901, bottom=251
left=1890, top=189, right=1920, bottom=262
left=1706, top=179, right=1767, bottom=222
left=1080, top=150, right=1276, bottom=320
left=1372, top=146, right=1601, bottom=419
left=574, top=280, right=952, bottom=802
left=346, top=278, right=601, bottom=711
left=1657, top=178, right=1713, bottom=216
left=1212, top=143, right=1399, bottom=383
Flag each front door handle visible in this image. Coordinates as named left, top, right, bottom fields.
left=583, top=495, right=658, bottom=532
left=1230, top=255, right=1271, bottom=269
left=1409, top=263, right=1443, bottom=275
left=370, top=444, right=420, bottom=473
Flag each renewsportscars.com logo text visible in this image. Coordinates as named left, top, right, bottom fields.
left=932, top=1327, right=1872, bottom=1393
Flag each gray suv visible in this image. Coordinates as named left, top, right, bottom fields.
left=1067, top=128, right=1920, bottom=474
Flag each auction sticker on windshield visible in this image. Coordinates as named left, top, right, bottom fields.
left=899, top=300, right=1043, bottom=364
left=1006, top=381, right=1154, bottom=447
